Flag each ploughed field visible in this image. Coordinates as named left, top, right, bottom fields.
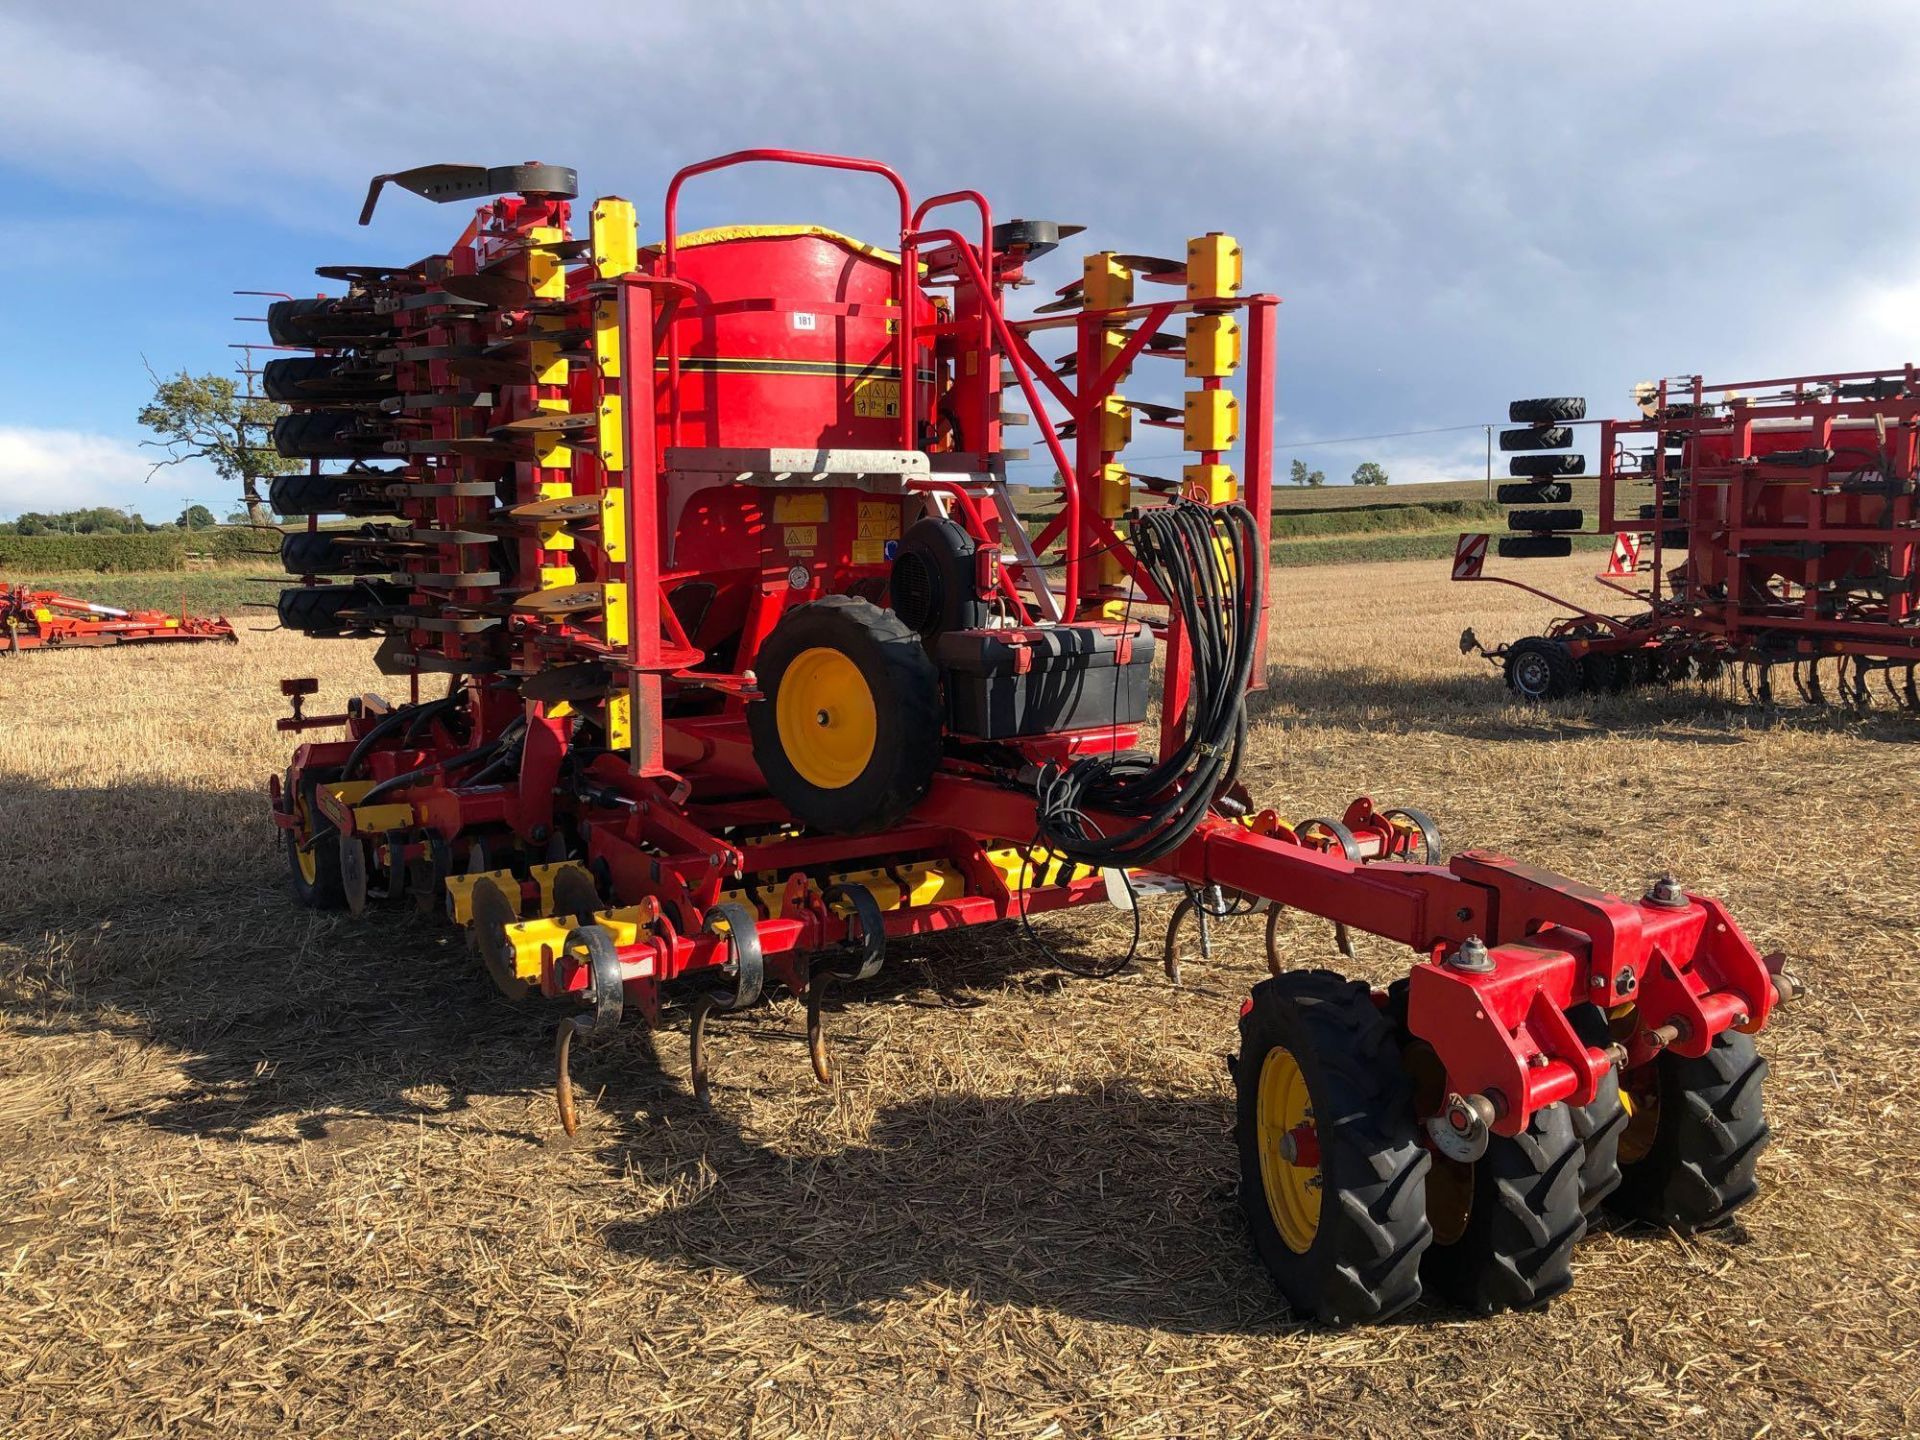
left=1, top=554, right=1912, bottom=1438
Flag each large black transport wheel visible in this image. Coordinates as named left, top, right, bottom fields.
left=747, top=595, right=942, bottom=834
left=1503, top=636, right=1579, bottom=701
left=1234, top=971, right=1431, bottom=1326
left=284, top=768, right=346, bottom=910
left=1420, top=1102, right=1586, bottom=1313
left=1609, top=1031, right=1770, bottom=1232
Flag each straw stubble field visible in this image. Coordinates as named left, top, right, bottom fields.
left=1, top=553, right=1915, bottom=1438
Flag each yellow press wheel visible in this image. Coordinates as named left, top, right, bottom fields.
left=747, top=596, right=941, bottom=835
left=283, top=767, right=346, bottom=910
left=1233, top=970, right=1431, bottom=1326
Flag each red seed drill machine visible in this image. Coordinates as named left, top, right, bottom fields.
left=0, top=582, right=236, bottom=653
left=1456, top=370, right=1920, bottom=705
left=263, top=153, right=1792, bottom=1324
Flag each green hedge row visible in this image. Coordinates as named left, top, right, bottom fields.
left=1271, top=498, right=1502, bottom=539
left=0, top=528, right=273, bottom=573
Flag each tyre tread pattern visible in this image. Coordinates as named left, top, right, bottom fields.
left=1612, top=1033, right=1770, bottom=1232
left=1424, top=1103, right=1586, bottom=1314
left=1234, top=971, right=1432, bottom=1326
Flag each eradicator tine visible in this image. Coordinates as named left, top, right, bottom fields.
left=1333, top=921, right=1355, bottom=960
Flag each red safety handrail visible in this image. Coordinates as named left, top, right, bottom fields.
left=661, top=149, right=919, bottom=450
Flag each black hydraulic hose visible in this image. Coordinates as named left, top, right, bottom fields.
left=356, top=718, right=525, bottom=804
left=338, top=706, right=416, bottom=782
left=1032, top=499, right=1263, bottom=867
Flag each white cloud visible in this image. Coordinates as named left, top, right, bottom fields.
left=0, top=427, right=222, bottom=520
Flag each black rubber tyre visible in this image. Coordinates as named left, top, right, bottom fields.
left=1234, top=971, right=1431, bottom=1326
left=1497, top=481, right=1573, bottom=506
left=1609, top=1031, right=1770, bottom=1232
left=1658, top=529, right=1689, bottom=548
left=1579, top=649, right=1628, bottom=694
left=1421, top=1102, right=1586, bottom=1313
left=262, top=355, right=396, bottom=403
left=273, top=411, right=388, bottom=461
left=280, top=530, right=358, bottom=576
left=1568, top=1006, right=1627, bottom=1213
left=1510, top=453, right=1585, bottom=478
left=1497, top=535, right=1573, bottom=559
left=1508, top=397, right=1586, bottom=424
left=284, top=768, right=346, bottom=909
left=269, top=472, right=390, bottom=518
left=277, top=582, right=402, bottom=637
left=1507, top=508, right=1583, bottom=533
left=1638, top=503, right=1681, bottom=521
left=1499, top=425, right=1574, bottom=452
left=266, top=296, right=394, bottom=348
left=1503, top=636, right=1579, bottom=701
left=747, top=595, right=942, bottom=834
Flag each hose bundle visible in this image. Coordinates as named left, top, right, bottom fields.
left=1032, top=498, right=1264, bottom=866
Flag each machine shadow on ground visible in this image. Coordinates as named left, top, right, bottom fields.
left=0, top=777, right=1177, bottom=1156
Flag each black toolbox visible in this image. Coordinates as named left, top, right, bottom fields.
left=932, top=621, right=1155, bottom=740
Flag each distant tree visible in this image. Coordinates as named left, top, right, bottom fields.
left=1351, top=461, right=1390, bottom=487
left=8, top=506, right=147, bottom=534
left=1289, top=458, right=1326, bottom=487
left=138, top=365, right=294, bottom=527
left=177, top=504, right=218, bottom=530
left=224, top=509, right=251, bottom=525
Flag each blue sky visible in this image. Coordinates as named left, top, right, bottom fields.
left=2, top=1, right=1915, bottom=518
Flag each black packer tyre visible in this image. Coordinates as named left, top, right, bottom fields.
left=280, top=530, right=357, bottom=576
left=1496, top=535, right=1573, bottom=559
left=1509, top=453, right=1585, bottom=478
left=277, top=582, right=403, bottom=637
left=1507, top=508, right=1583, bottom=533
left=1568, top=1005, right=1626, bottom=1213
left=1508, top=397, right=1586, bottom=424
left=1497, top=481, right=1573, bottom=506
left=1609, top=1030, right=1770, bottom=1232
left=266, top=296, right=395, bottom=348
left=1421, top=1102, right=1586, bottom=1313
left=1503, top=637, right=1579, bottom=701
left=1499, top=425, right=1574, bottom=452
left=1233, top=970, right=1431, bottom=1326
left=269, top=472, right=385, bottom=518
left=746, top=596, right=942, bottom=834
left=262, top=355, right=397, bottom=404
left=273, top=411, right=389, bottom=461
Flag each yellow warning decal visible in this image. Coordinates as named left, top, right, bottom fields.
left=773, top=493, right=829, bottom=523
left=853, top=377, right=901, bottom=418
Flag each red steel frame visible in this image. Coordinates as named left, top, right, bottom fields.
left=1, top=582, right=237, bottom=652
left=268, top=151, right=1787, bottom=1143
left=1455, top=365, right=1920, bottom=684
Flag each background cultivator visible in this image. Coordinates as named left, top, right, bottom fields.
left=1, top=580, right=236, bottom=654
left=1456, top=368, right=1920, bottom=707
left=261, top=151, right=1791, bottom=1325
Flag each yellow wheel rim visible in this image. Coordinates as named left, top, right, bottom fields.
left=1256, top=1045, right=1321, bottom=1253
left=775, top=646, right=877, bottom=789
left=292, top=788, right=319, bottom=885
left=1619, top=1082, right=1660, bottom=1165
